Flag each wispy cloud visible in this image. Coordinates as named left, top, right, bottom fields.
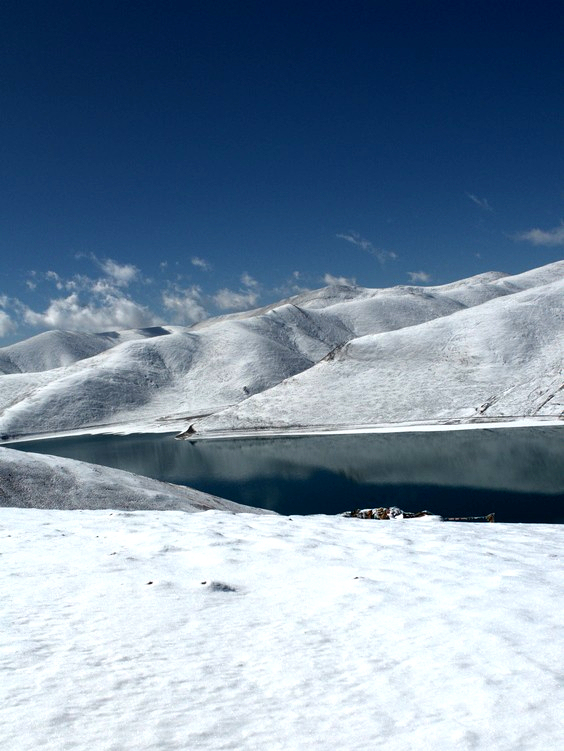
left=78, top=254, right=140, bottom=286
left=323, top=273, right=356, bottom=286
left=466, top=193, right=493, bottom=212
left=26, top=269, right=78, bottom=292
left=99, top=258, right=139, bottom=286
left=46, top=270, right=65, bottom=288
left=162, top=285, right=207, bottom=324
left=407, top=271, right=432, bottom=283
left=271, top=271, right=309, bottom=299
left=337, top=231, right=397, bottom=263
left=240, top=272, right=259, bottom=288
left=211, top=271, right=262, bottom=311
left=0, top=297, right=16, bottom=337
left=213, top=288, right=260, bottom=311
left=0, top=310, right=15, bottom=337
left=191, top=256, right=212, bottom=272
left=514, top=223, right=564, bottom=247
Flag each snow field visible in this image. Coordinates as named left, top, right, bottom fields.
left=2, top=508, right=563, bottom=750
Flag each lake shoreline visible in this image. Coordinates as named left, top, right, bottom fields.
left=2, top=413, right=561, bottom=445
left=177, top=415, right=563, bottom=441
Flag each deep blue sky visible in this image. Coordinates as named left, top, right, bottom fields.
left=1, top=0, right=563, bottom=343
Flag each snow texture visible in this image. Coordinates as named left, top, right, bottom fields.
left=192, top=271, right=564, bottom=435
left=0, top=447, right=271, bottom=513
left=1, top=506, right=563, bottom=750
left=0, top=327, right=173, bottom=375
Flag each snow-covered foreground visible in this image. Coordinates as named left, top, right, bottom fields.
left=2, top=507, right=563, bottom=751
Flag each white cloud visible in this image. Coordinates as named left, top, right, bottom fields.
left=19, top=259, right=151, bottom=334
left=162, top=286, right=207, bottom=324
left=99, top=258, right=139, bottom=286
left=23, top=292, right=156, bottom=332
left=212, top=272, right=262, bottom=311
left=240, top=272, right=259, bottom=288
left=271, top=272, right=309, bottom=299
left=337, top=232, right=397, bottom=263
left=191, top=257, right=212, bottom=272
left=213, top=288, right=260, bottom=311
left=76, top=253, right=139, bottom=286
left=515, top=223, right=564, bottom=247
left=27, top=270, right=80, bottom=292
left=46, top=270, right=65, bottom=289
left=0, top=309, right=16, bottom=337
left=407, top=271, right=432, bottom=283
left=323, top=273, right=356, bottom=286
left=466, top=193, right=493, bottom=212
left=91, top=279, right=116, bottom=295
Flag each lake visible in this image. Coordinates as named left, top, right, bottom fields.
left=10, top=425, right=564, bottom=522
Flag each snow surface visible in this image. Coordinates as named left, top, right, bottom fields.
left=191, top=275, right=564, bottom=435
left=0, top=447, right=270, bottom=513
left=0, top=327, right=173, bottom=375
left=2, top=506, right=563, bottom=751
left=1, top=260, right=562, bottom=439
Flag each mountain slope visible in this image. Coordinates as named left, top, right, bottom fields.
left=0, top=327, right=173, bottom=375
left=0, top=447, right=269, bottom=512
left=189, top=276, right=564, bottom=434
left=0, top=303, right=351, bottom=436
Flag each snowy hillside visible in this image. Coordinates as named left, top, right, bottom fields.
left=2, top=505, right=563, bottom=751
left=0, top=261, right=562, bottom=438
left=0, top=326, right=173, bottom=375
left=0, top=306, right=351, bottom=437
left=190, top=276, right=564, bottom=435
left=0, top=447, right=268, bottom=513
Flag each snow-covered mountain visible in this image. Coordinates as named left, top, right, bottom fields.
left=191, top=273, right=563, bottom=435
left=0, top=305, right=352, bottom=437
left=0, top=326, right=173, bottom=375
left=0, top=260, right=562, bottom=439
left=0, top=447, right=269, bottom=512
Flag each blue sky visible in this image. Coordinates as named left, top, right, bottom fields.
left=1, top=0, right=563, bottom=344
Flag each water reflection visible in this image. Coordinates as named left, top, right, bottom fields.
left=11, top=427, right=564, bottom=522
